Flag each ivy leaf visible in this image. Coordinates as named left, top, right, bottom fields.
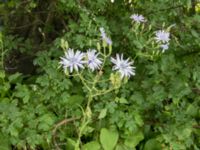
left=100, top=128, right=119, bottom=150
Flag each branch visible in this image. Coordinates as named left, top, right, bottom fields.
left=52, top=117, right=79, bottom=150
left=193, top=125, right=200, bottom=129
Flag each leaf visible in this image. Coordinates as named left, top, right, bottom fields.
left=124, top=131, right=144, bottom=148
left=115, top=144, right=131, bottom=150
left=98, top=108, right=107, bottom=119
left=68, top=95, right=84, bottom=106
left=83, top=141, right=101, bottom=150
left=66, top=138, right=76, bottom=150
left=134, top=113, right=144, bottom=126
left=100, top=128, right=119, bottom=150
left=14, top=84, right=30, bottom=103
left=115, top=97, right=128, bottom=104
left=186, top=104, right=198, bottom=117
left=0, top=133, right=11, bottom=150
left=38, top=114, right=55, bottom=131
left=143, top=139, right=162, bottom=150
left=0, top=71, right=5, bottom=79
left=8, top=73, right=22, bottom=83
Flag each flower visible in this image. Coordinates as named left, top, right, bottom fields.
left=104, top=37, right=112, bottom=45
left=60, top=48, right=85, bottom=73
left=111, top=54, right=135, bottom=78
left=130, top=14, right=146, bottom=23
left=85, top=49, right=102, bottom=71
left=99, top=27, right=112, bottom=45
left=100, top=27, right=106, bottom=39
left=155, top=30, right=170, bottom=43
left=160, top=44, right=169, bottom=52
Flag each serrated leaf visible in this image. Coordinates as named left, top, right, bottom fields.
left=100, top=128, right=119, bottom=150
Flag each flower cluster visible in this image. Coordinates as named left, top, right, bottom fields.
left=155, top=30, right=170, bottom=52
left=60, top=49, right=135, bottom=78
left=130, top=13, right=170, bottom=52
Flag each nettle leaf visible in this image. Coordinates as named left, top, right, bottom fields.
left=83, top=141, right=101, bottom=150
left=124, top=130, right=144, bottom=148
left=100, top=128, right=119, bottom=150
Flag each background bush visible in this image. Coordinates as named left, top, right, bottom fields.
left=0, top=0, right=200, bottom=149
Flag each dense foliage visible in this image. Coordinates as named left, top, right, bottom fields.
left=0, top=0, right=200, bottom=149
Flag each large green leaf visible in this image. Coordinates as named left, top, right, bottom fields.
left=100, top=128, right=119, bottom=150
left=143, top=139, right=162, bottom=150
left=124, top=131, right=144, bottom=148
left=83, top=141, right=101, bottom=150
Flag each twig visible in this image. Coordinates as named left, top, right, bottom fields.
left=192, top=88, right=200, bottom=95
left=193, top=125, right=200, bottom=129
left=52, top=117, right=79, bottom=150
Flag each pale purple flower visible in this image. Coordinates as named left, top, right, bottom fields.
left=111, top=54, right=135, bottom=78
left=130, top=14, right=146, bottom=23
left=60, top=48, right=85, bottom=73
left=100, top=27, right=106, bottom=39
left=85, top=49, right=102, bottom=71
left=105, top=37, right=112, bottom=45
left=99, top=27, right=112, bottom=45
left=160, top=44, right=169, bottom=52
left=155, top=30, right=170, bottom=43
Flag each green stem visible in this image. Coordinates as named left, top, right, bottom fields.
left=0, top=32, right=3, bottom=69
left=92, top=86, right=119, bottom=97
left=75, top=94, right=93, bottom=149
left=78, top=74, right=91, bottom=92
